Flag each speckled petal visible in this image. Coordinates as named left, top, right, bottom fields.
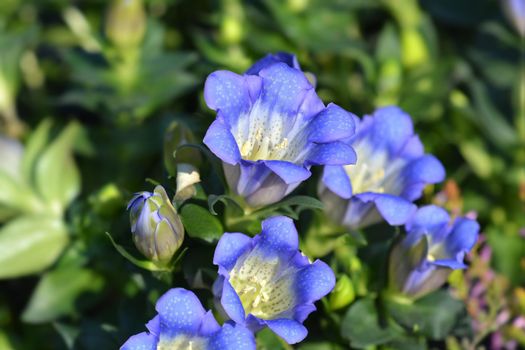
left=208, top=323, right=256, bottom=350
left=120, top=332, right=157, bottom=350
left=155, top=288, right=207, bottom=335
left=265, top=319, right=308, bottom=344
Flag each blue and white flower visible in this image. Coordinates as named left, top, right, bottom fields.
left=213, top=216, right=335, bottom=344
left=318, top=106, right=445, bottom=229
left=203, top=53, right=356, bottom=208
left=389, top=205, right=480, bottom=299
left=121, top=288, right=256, bottom=350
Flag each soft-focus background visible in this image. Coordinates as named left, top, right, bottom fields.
left=0, top=0, right=523, bottom=349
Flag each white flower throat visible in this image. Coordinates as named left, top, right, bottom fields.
left=344, top=141, right=405, bottom=195
left=157, top=335, right=206, bottom=350
left=234, top=102, right=308, bottom=162
left=228, top=251, right=295, bottom=319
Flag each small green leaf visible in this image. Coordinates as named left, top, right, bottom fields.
left=253, top=195, right=324, bottom=218
left=256, top=328, right=293, bottom=350
left=387, top=290, right=465, bottom=340
left=341, top=298, right=403, bottom=348
left=180, top=203, right=223, bottom=243
left=22, top=266, right=104, bottom=323
left=35, top=122, right=81, bottom=213
left=105, top=232, right=170, bottom=272
left=0, top=215, right=69, bottom=279
left=22, top=119, right=53, bottom=185
left=208, top=194, right=244, bottom=215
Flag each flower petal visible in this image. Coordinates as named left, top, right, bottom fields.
left=356, top=193, right=416, bottom=226
left=308, top=103, right=356, bottom=143
left=307, top=142, right=357, bottom=166
left=264, top=160, right=311, bottom=184
left=295, top=260, right=335, bottom=305
left=203, top=119, right=241, bottom=165
left=120, top=332, right=157, bottom=350
left=155, top=288, right=206, bottom=334
left=365, top=106, right=414, bottom=157
left=208, top=323, right=256, bottom=350
left=265, top=319, right=308, bottom=344
left=258, top=63, right=314, bottom=117
left=321, top=165, right=352, bottom=199
left=446, top=218, right=480, bottom=257
left=259, top=216, right=299, bottom=253
left=213, top=232, right=253, bottom=271
left=220, top=280, right=246, bottom=324
left=204, top=71, right=259, bottom=124
left=245, top=52, right=300, bottom=75
left=405, top=205, right=450, bottom=245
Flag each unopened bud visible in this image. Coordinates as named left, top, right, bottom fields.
left=105, top=0, right=146, bottom=50
left=127, top=185, right=184, bottom=265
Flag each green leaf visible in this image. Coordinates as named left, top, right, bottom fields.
left=180, top=203, right=223, bottom=243
left=256, top=328, right=293, bottom=350
left=105, top=232, right=171, bottom=272
left=208, top=194, right=244, bottom=216
left=22, top=266, right=104, bottom=323
left=0, top=215, right=69, bottom=279
left=341, top=298, right=403, bottom=348
left=0, top=170, right=39, bottom=215
left=253, top=195, right=324, bottom=218
left=22, top=119, right=53, bottom=185
left=387, top=290, right=465, bottom=340
left=34, top=122, right=81, bottom=214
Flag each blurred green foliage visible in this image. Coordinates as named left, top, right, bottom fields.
left=0, top=0, right=523, bottom=349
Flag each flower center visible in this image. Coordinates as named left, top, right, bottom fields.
left=233, top=101, right=308, bottom=162
left=344, top=141, right=405, bottom=195
left=229, top=252, right=295, bottom=319
left=157, top=335, right=207, bottom=350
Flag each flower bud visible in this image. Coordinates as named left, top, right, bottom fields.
left=174, top=163, right=200, bottom=202
left=105, top=0, right=146, bottom=50
left=127, top=185, right=184, bottom=265
left=329, top=274, right=355, bottom=310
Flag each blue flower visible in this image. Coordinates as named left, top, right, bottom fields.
left=212, top=216, right=335, bottom=344
left=203, top=53, right=356, bottom=208
left=389, top=205, right=480, bottom=299
left=121, top=288, right=256, bottom=350
left=127, top=185, right=184, bottom=264
left=318, top=106, right=445, bottom=229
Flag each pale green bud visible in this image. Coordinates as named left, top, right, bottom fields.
left=128, top=185, right=184, bottom=265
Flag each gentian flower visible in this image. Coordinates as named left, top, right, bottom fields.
left=389, top=205, right=480, bottom=299
left=318, top=106, right=445, bottom=229
left=127, top=185, right=184, bottom=265
left=203, top=53, right=356, bottom=208
left=212, top=216, right=335, bottom=344
left=121, top=288, right=256, bottom=350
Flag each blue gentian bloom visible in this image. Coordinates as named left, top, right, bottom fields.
left=212, top=216, right=335, bottom=344
left=318, top=106, right=445, bottom=229
left=389, top=205, right=480, bottom=299
left=121, top=288, right=256, bottom=350
left=203, top=53, right=357, bottom=208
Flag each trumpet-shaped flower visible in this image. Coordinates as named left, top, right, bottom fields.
left=318, top=106, right=445, bottom=229
left=121, top=288, right=256, bottom=350
left=212, top=216, right=335, bottom=344
left=389, top=205, right=480, bottom=299
left=203, top=54, right=356, bottom=208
